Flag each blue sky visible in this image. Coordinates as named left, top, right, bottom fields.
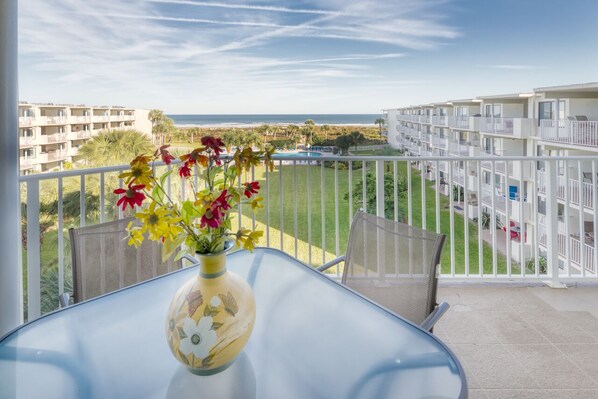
left=19, top=0, right=598, bottom=114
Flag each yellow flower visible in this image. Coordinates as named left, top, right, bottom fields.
left=126, top=222, right=144, bottom=248
left=250, top=197, right=264, bottom=211
left=235, top=229, right=263, bottom=252
left=136, top=203, right=183, bottom=242
left=130, top=154, right=152, bottom=169
left=119, top=164, right=154, bottom=188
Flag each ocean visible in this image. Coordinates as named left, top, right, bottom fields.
left=167, top=114, right=380, bottom=127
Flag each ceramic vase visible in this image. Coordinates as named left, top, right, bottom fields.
left=165, top=245, right=256, bottom=375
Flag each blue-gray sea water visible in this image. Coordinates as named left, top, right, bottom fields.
left=168, top=114, right=380, bottom=127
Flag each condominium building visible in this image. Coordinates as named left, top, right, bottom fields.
left=385, top=82, right=598, bottom=273
left=18, top=103, right=152, bottom=174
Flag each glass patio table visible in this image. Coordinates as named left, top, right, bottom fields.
left=0, top=248, right=467, bottom=398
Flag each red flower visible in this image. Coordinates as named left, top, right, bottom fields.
left=155, top=145, right=175, bottom=165
left=180, top=149, right=208, bottom=167
left=114, top=184, right=146, bottom=211
left=243, top=181, right=260, bottom=198
left=200, top=190, right=231, bottom=229
left=179, top=163, right=192, bottom=178
left=200, top=208, right=224, bottom=229
left=214, top=190, right=231, bottom=211
left=201, top=136, right=225, bottom=156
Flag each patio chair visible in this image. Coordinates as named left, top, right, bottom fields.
left=318, top=211, right=448, bottom=332
left=60, top=217, right=195, bottom=307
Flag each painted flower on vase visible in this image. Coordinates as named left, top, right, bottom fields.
left=179, top=316, right=218, bottom=360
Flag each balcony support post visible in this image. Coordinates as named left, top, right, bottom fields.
left=0, top=0, right=22, bottom=335
left=544, top=159, right=567, bottom=288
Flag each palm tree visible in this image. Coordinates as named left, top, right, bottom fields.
left=375, top=118, right=385, bottom=137
left=302, top=119, right=316, bottom=147
left=350, top=131, right=365, bottom=150
left=78, top=129, right=153, bottom=166
left=148, top=109, right=165, bottom=144
left=321, top=124, right=331, bottom=141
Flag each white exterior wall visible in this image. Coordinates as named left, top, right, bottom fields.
left=134, top=109, right=152, bottom=137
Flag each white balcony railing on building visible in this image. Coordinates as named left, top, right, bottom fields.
left=71, top=115, right=92, bottom=124
left=19, top=116, right=34, bottom=126
left=540, top=119, right=598, bottom=147
left=17, top=155, right=598, bottom=323
left=479, top=117, right=533, bottom=138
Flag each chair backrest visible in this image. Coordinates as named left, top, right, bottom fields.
left=342, top=211, right=446, bottom=326
left=69, top=217, right=182, bottom=303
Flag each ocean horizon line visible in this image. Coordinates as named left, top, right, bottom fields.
left=167, top=113, right=382, bottom=128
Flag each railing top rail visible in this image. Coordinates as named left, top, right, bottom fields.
left=18, top=154, right=598, bottom=182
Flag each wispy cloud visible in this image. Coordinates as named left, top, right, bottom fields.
left=19, top=0, right=460, bottom=112
left=482, top=64, right=538, bottom=70
left=146, top=0, right=343, bottom=16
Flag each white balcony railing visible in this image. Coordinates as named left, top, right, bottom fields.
left=540, top=119, right=598, bottom=147
left=478, top=117, right=533, bottom=138
left=17, top=154, right=598, bottom=322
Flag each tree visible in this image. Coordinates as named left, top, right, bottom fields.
left=78, top=129, right=153, bottom=166
left=375, top=118, right=385, bottom=137
left=148, top=109, right=165, bottom=144
left=148, top=109, right=177, bottom=145
left=335, top=134, right=353, bottom=155
left=345, top=171, right=408, bottom=221
left=320, top=124, right=331, bottom=140
left=350, top=131, right=365, bottom=150
left=302, top=119, right=316, bottom=147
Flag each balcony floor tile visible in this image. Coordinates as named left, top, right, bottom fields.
left=436, top=285, right=598, bottom=394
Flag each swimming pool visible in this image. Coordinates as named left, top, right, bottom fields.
left=273, top=151, right=322, bottom=159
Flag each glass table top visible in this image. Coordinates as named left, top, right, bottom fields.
left=0, top=248, right=466, bottom=398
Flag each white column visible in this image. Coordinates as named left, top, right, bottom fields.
left=0, top=0, right=21, bottom=335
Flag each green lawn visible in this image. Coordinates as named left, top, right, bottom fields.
left=241, top=159, right=509, bottom=274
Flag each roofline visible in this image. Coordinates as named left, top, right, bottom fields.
left=534, top=82, right=598, bottom=92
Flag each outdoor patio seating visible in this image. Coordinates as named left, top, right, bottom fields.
left=318, top=211, right=449, bottom=331
left=62, top=217, right=194, bottom=306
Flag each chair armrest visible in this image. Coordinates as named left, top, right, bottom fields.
left=316, top=256, right=346, bottom=272
left=59, top=293, right=71, bottom=308
left=420, top=301, right=450, bottom=332
left=182, top=254, right=199, bottom=266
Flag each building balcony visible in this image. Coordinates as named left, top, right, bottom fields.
left=431, top=115, right=448, bottom=126
left=70, top=115, right=92, bottom=124
left=478, top=117, right=533, bottom=138
left=39, top=116, right=69, bottom=125
left=92, top=115, right=110, bottom=122
left=68, top=130, right=93, bottom=140
left=539, top=119, right=598, bottom=147
left=431, top=136, right=448, bottom=149
left=19, top=116, right=35, bottom=126
left=19, top=137, right=35, bottom=147
left=448, top=142, right=469, bottom=156
left=35, top=150, right=68, bottom=163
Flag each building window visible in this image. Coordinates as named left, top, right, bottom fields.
left=539, top=100, right=566, bottom=123
left=484, top=104, right=502, bottom=118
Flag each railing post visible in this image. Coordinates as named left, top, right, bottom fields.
left=544, top=159, right=567, bottom=288
left=375, top=160, right=385, bottom=218
left=0, top=0, right=21, bottom=335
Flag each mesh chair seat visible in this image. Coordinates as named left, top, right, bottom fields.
left=341, top=211, right=446, bottom=326
left=69, top=217, right=183, bottom=303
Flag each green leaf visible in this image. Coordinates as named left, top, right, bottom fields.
left=152, top=185, right=164, bottom=204
left=159, top=169, right=173, bottom=187
left=201, top=354, right=214, bottom=367
left=212, top=322, right=223, bottom=330
left=203, top=304, right=212, bottom=317
left=177, top=349, right=190, bottom=366
left=177, top=326, right=187, bottom=339
left=173, top=249, right=187, bottom=262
